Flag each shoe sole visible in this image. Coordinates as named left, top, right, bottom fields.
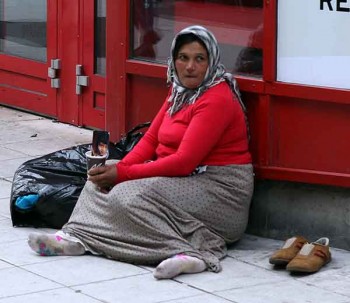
left=287, top=257, right=332, bottom=273
left=269, top=258, right=291, bottom=266
left=287, top=266, right=319, bottom=273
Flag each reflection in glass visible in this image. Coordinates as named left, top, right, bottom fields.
left=0, top=0, right=47, bottom=62
left=131, top=0, right=263, bottom=78
left=132, top=0, right=161, bottom=61
left=95, top=0, right=106, bottom=75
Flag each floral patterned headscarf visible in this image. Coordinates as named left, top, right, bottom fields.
left=167, top=25, right=246, bottom=116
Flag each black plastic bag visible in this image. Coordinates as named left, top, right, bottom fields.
left=10, top=144, right=90, bottom=228
left=110, top=122, right=151, bottom=159
left=10, top=122, right=150, bottom=228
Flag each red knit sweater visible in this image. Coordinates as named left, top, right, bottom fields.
left=116, top=82, right=251, bottom=183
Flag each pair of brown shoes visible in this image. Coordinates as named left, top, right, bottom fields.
left=269, top=236, right=331, bottom=273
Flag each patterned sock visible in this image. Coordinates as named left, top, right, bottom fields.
left=28, top=232, right=85, bottom=256
left=153, top=254, right=206, bottom=279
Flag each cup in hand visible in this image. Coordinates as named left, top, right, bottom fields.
left=85, top=150, right=107, bottom=172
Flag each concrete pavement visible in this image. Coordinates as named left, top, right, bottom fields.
left=1, top=105, right=350, bottom=303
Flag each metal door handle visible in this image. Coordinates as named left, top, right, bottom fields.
left=76, top=64, right=89, bottom=95
left=48, top=59, right=61, bottom=89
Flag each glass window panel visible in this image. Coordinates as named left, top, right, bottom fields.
left=95, top=0, right=106, bottom=75
left=0, top=0, right=47, bottom=62
left=131, top=0, right=263, bottom=78
left=277, top=0, right=350, bottom=90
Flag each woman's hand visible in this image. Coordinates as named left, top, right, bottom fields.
left=87, top=164, right=117, bottom=193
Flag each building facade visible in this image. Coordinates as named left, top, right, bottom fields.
left=1, top=0, right=350, bottom=240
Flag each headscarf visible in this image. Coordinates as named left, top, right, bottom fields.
left=166, top=25, right=246, bottom=116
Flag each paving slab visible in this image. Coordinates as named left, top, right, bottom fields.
left=0, top=238, right=71, bottom=267
left=0, top=288, right=103, bottom=303
left=0, top=179, right=12, bottom=199
left=74, top=274, right=205, bottom=303
left=0, top=267, right=62, bottom=299
left=175, top=256, right=286, bottom=293
left=227, top=234, right=283, bottom=270
left=0, top=219, right=42, bottom=244
left=0, top=197, right=11, bottom=217
left=0, top=119, right=90, bottom=145
left=0, top=106, right=41, bottom=122
left=0, top=259, right=13, bottom=270
left=23, top=255, right=150, bottom=287
left=158, top=294, right=234, bottom=303
left=215, top=279, right=350, bottom=303
left=296, top=264, right=350, bottom=298
left=0, top=147, right=28, bottom=161
left=5, top=138, right=87, bottom=157
left=0, top=156, right=34, bottom=179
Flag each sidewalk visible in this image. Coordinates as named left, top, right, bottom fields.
left=1, top=105, right=350, bottom=303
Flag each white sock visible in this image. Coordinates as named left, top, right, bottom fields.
left=153, top=254, right=206, bottom=279
left=28, top=232, right=85, bottom=256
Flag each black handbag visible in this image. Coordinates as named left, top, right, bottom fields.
left=109, top=122, right=151, bottom=159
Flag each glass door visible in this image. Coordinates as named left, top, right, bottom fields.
left=0, top=0, right=58, bottom=116
left=0, top=0, right=106, bottom=130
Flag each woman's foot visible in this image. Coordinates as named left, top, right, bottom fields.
left=28, top=233, right=85, bottom=256
left=154, top=254, right=206, bottom=279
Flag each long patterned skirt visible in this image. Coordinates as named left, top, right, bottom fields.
left=62, top=164, right=254, bottom=272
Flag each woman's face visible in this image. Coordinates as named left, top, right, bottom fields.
left=175, top=41, right=209, bottom=89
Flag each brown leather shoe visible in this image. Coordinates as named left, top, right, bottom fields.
left=269, top=236, right=309, bottom=265
left=286, top=237, right=331, bottom=273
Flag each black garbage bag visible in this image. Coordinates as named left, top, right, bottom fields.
left=10, top=144, right=90, bottom=228
left=10, top=122, right=150, bottom=229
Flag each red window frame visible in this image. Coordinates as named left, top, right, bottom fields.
left=106, top=0, right=350, bottom=188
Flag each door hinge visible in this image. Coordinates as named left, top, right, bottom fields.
left=48, top=59, right=61, bottom=89
left=76, top=64, right=89, bottom=95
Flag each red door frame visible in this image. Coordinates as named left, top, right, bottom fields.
left=56, top=0, right=79, bottom=125
left=106, top=0, right=128, bottom=141
left=78, top=0, right=106, bottom=129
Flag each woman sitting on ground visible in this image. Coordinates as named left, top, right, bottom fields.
left=28, top=25, right=254, bottom=280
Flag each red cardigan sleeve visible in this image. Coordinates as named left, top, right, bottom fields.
left=116, top=89, right=234, bottom=183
